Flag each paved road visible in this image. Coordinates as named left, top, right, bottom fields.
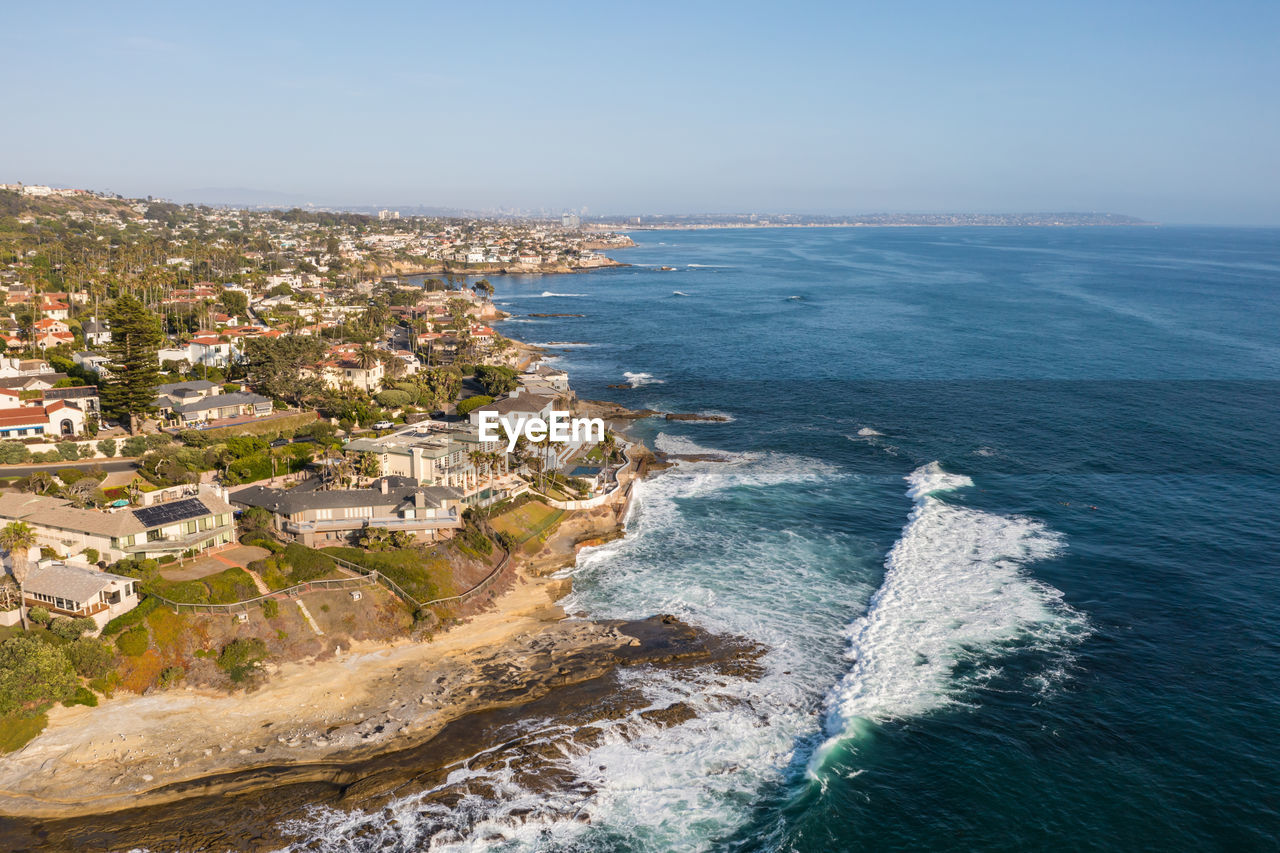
left=0, top=459, right=139, bottom=477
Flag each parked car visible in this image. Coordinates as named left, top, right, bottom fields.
left=373, top=420, right=395, bottom=430
left=269, top=438, right=290, bottom=448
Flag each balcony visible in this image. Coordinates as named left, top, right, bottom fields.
left=283, top=514, right=459, bottom=535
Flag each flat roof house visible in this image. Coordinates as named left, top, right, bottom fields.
left=231, top=476, right=464, bottom=547
left=168, top=391, right=273, bottom=426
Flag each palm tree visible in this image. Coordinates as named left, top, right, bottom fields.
left=0, top=522, right=37, bottom=630
left=357, top=344, right=379, bottom=370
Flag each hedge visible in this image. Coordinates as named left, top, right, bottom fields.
left=455, top=395, right=494, bottom=417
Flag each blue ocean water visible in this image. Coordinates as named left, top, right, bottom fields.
left=295, top=227, right=1280, bottom=851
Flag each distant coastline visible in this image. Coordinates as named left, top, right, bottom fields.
left=590, top=212, right=1154, bottom=230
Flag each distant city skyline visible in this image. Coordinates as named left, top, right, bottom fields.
left=4, top=1, right=1278, bottom=224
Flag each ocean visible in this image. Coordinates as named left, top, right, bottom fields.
left=286, top=226, right=1280, bottom=851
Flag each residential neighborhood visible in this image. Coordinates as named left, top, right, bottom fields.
left=0, top=186, right=635, bottom=753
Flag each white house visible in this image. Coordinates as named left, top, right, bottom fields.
left=15, top=561, right=141, bottom=631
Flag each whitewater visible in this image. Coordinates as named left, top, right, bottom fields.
left=280, top=451, right=1084, bottom=852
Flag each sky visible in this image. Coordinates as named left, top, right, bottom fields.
left=3, top=1, right=1278, bottom=223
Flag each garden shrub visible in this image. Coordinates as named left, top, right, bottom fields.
left=101, top=596, right=159, bottom=635
left=261, top=598, right=279, bottom=619
left=158, top=666, right=185, bottom=689
left=115, top=626, right=149, bottom=657
left=63, top=686, right=98, bottom=708
left=48, top=617, right=95, bottom=641
left=217, top=638, right=267, bottom=683
left=282, top=543, right=334, bottom=583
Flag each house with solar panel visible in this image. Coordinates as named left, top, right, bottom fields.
left=0, top=484, right=237, bottom=563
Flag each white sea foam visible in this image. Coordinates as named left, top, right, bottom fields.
left=671, top=290, right=691, bottom=296
left=511, top=291, right=586, bottom=298
left=810, top=462, right=1087, bottom=771
left=279, top=450, right=853, bottom=852
left=623, top=371, right=663, bottom=387
left=531, top=341, right=595, bottom=348
left=856, top=427, right=883, bottom=437
left=277, top=458, right=1084, bottom=852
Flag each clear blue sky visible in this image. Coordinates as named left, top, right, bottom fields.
left=4, top=0, right=1278, bottom=223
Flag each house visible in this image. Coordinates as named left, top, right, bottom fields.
left=35, top=330, right=75, bottom=350
left=82, top=318, right=111, bottom=346
left=0, top=484, right=236, bottom=563
left=39, top=299, right=70, bottom=320
left=168, top=391, right=273, bottom=426
left=74, top=351, right=111, bottom=375
left=0, top=398, right=86, bottom=437
left=41, top=385, right=100, bottom=415
left=33, top=317, right=70, bottom=336
left=17, top=561, right=140, bottom=631
left=521, top=363, right=571, bottom=394
left=231, top=476, right=464, bottom=547
left=156, top=379, right=219, bottom=403
left=187, top=336, right=239, bottom=368
left=0, top=358, right=57, bottom=380
left=309, top=355, right=384, bottom=393
left=466, top=390, right=557, bottom=434
left=344, top=421, right=503, bottom=500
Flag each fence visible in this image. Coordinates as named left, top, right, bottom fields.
left=326, top=536, right=512, bottom=613
left=152, top=574, right=377, bottom=614
left=154, top=524, right=514, bottom=617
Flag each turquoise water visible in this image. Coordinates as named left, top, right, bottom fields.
left=290, top=227, right=1280, bottom=851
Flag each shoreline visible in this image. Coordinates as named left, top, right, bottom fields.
left=0, top=417, right=714, bottom=836
left=374, top=258, right=629, bottom=279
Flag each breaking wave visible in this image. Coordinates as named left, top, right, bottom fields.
left=623, top=371, right=663, bottom=387
left=811, top=462, right=1088, bottom=770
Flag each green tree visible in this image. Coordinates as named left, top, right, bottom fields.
left=66, top=637, right=115, bottom=680
left=243, top=336, right=326, bottom=405
left=0, top=636, right=78, bottom=715
left=101, top=295, right=163, bottom=433
left=218, top=289, right=249, bottom=318
left=97, top=438, right=117, bottom=458
left=475, top=365, right=518, bottom=396
left=0, top=522, right=37, bottom=630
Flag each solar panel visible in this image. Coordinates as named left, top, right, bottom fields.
left=132, top=498, right=210, bottom=529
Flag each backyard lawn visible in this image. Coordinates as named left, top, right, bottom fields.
left=490, top=500, right=565, bottom=552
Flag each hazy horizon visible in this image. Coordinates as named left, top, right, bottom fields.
left=4, top=1, right=1278, bottom=225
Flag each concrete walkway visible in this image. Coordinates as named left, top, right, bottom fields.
left=295, top=600, right=323, bottom=635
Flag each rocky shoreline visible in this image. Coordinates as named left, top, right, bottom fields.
left=0, top=615, right=761, bottom=851
left=0, top=398, right=754, bottom=850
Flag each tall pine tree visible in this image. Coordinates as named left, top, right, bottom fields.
left=101, top=295, right=162, bottom=434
